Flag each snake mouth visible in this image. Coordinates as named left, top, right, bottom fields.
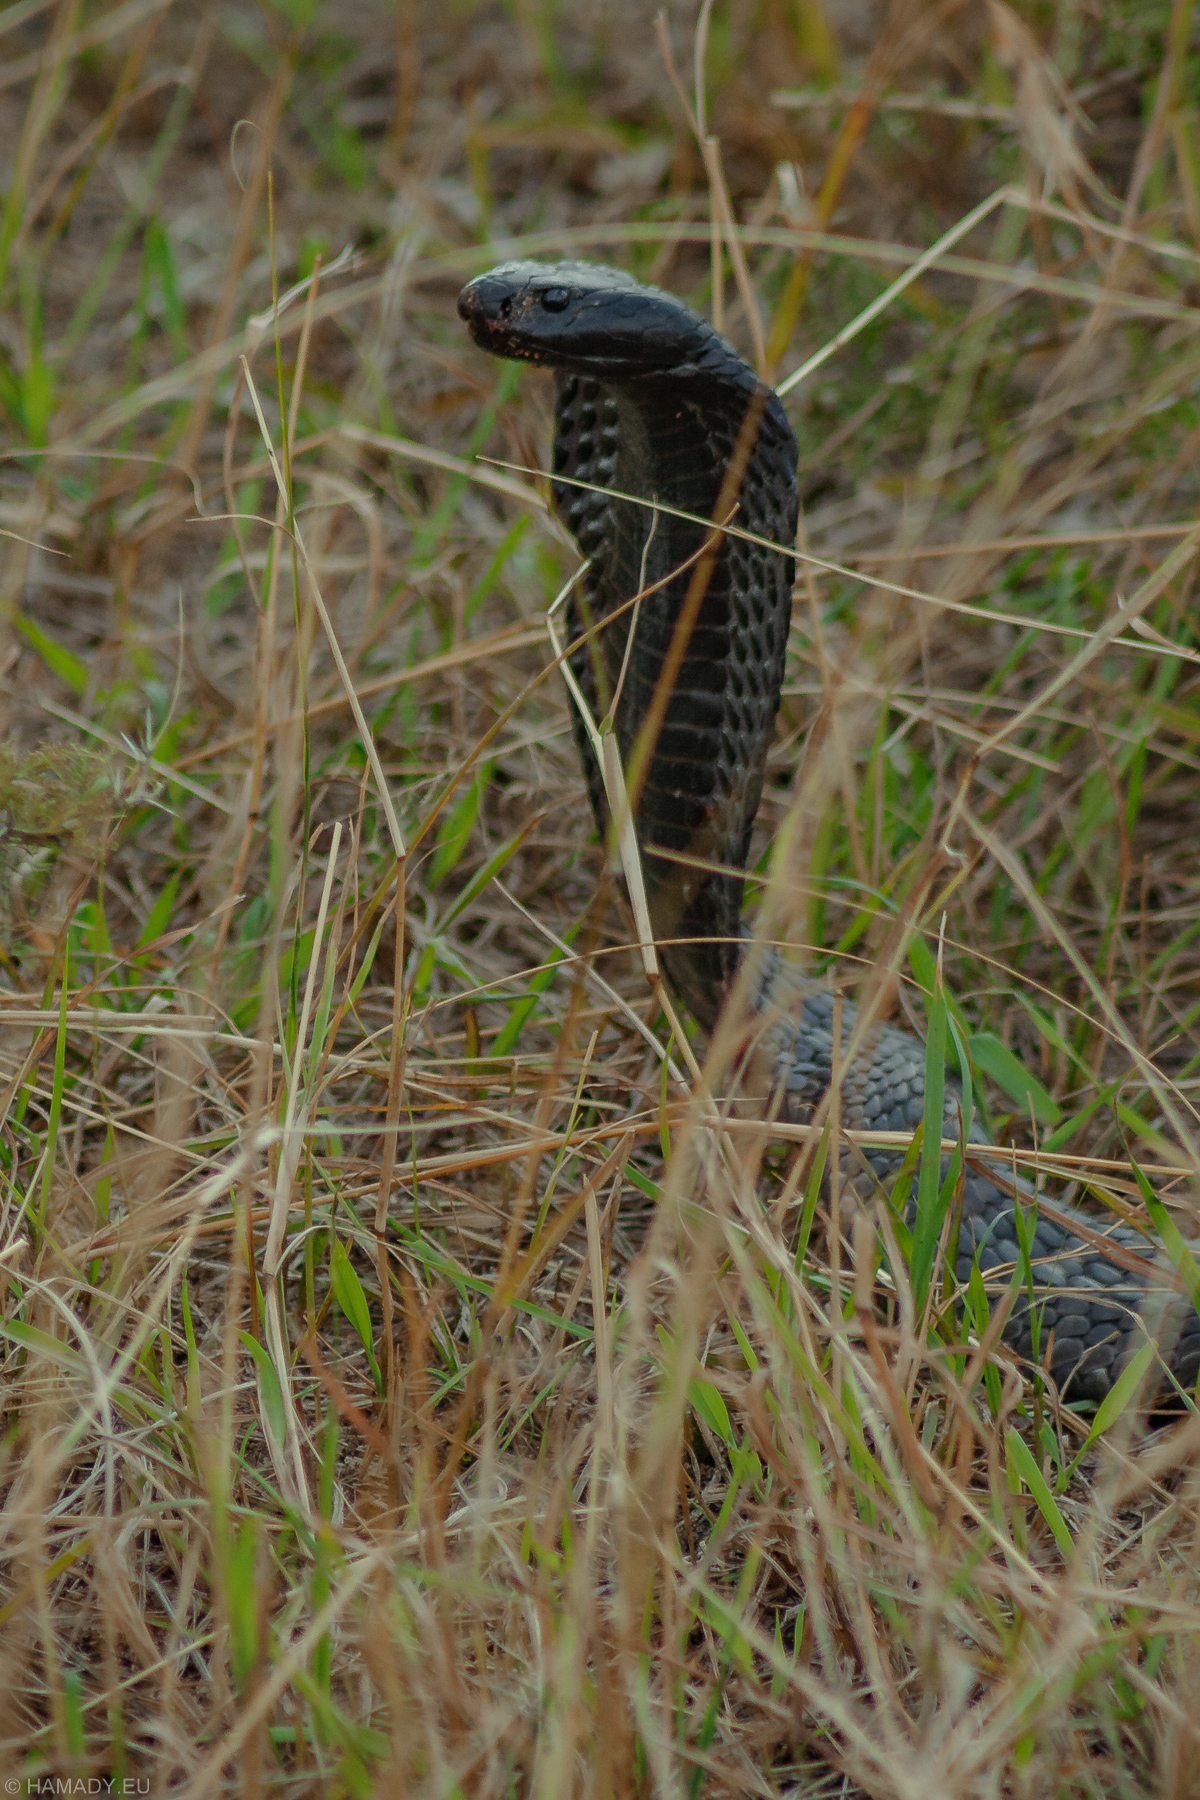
left=456, top=279, right=515, bottom=350
left=457, top=277, right=561, bottom=368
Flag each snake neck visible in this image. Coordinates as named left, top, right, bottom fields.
left=553, top=365, right=798, bottom=1030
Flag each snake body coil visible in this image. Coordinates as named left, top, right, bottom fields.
left=459, top=259, right=1200, bottom=1403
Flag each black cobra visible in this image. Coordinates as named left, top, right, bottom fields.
left=458, top=259, right=1200, bottom=1403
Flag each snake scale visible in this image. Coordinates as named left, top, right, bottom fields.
left=458, top=259, right=1200, bottom=1404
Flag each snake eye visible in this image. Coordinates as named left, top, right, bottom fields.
left=539, top=287, right=571, bottom=312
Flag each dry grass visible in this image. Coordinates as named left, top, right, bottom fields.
left=3, top=0, right=1200, bottom=1793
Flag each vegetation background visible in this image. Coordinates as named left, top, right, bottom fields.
left=2, top=0, right=1200, bottom=1793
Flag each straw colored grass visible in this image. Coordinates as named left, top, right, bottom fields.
left=3, top=1, right=1200, bottom=1794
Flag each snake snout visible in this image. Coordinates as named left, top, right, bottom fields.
left=455, top=277, right=493, bottom=333
left=457, top=271, right=542, bottom=361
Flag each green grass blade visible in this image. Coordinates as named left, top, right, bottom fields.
left=14, top=610, right=87, bottom=695
left=428, top=759, right=495, bottom=885
left=439, top=812, right=543, bottom=931
left=136, top=873, right=179, bottom=949
left=911, top=947, right=948, bottom=1311
left=329, top=1237, right=383, bottom=1394
left=239, top=1332, right=288, bottom=1451
left=37, top=951, right=70, bottom=1231
left=1061, top=1341, right=1156, bottom=1488
left=689, top=1375, right=733, bottom=1447
left=968, top=1031, right=1061, bottom=1126
left=1123, top=1148, right=1200, bottom=1345
left=1005, top=1429, right=1073, bottom=1558
left=489, top=938, right=576, bottom=1058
